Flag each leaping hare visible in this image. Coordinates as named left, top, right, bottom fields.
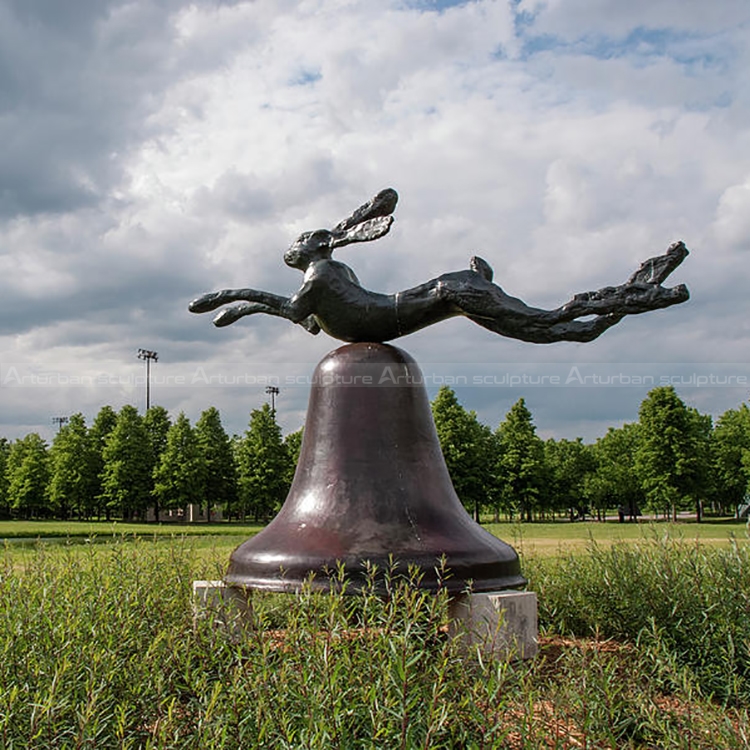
left=189, top=188, right=689, bottom=344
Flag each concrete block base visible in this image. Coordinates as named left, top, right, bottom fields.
left=192, top=580, right=252, bottom=639
left=192, top=582, right=538, bottom=660
left=448, top=590, right=538, bottom=660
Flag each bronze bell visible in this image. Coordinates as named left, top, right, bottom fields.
left=226, top=343, right=524, bottom=594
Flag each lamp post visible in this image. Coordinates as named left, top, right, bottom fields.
left=265, top=385, right=279, bottom=414
left=137, top=349, right=159, bottom=411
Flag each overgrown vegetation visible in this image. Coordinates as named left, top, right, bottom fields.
left=530, top=533, right=750, bottom=707
left=0, top=534, right=748, bottom=748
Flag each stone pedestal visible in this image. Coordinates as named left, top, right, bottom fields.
left=448, top=590, right=538, bottom=660
left=193, top=581, right=537, bottom=660
left=192, top=580, right=252, bottom=640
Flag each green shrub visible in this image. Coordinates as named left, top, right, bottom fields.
left=0, top=540, right=519, bottom=748
left=0, top=535, right=747, bottom=748
left=528, top=533, right=750, bottom=706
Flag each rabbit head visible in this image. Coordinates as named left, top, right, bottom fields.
left=284, top=229, right=334, bottom=269
left=283, top=188, right=399, bottom=269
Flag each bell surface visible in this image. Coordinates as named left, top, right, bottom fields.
left=226, top=342, right=525, bottom=594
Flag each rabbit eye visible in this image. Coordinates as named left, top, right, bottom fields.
left=311, top=230, right=330, bottom=244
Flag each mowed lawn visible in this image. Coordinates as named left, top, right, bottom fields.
left=485, top=518, right=750, bottom=557
left=1, top=517, right=747, bottom=561
left=0, top=520, right=263, bottom=566
left=0, top=519, right=265, bottom=539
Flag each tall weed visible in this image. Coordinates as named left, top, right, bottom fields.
left=0, top=535, right=747, bottom=748
left=528, top=533, right=750, bottom=706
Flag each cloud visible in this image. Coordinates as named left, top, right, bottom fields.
left=517, top=0, right=750, bottom=39
left=714, top=178, right=750, bottom=251
left=0, top=0, right=256, bottom=219
left=0, top=0, right=748, bottom=444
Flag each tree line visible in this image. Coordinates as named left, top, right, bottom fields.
left=1, top=385, right=749, bottom=523
left=0, top=404, right=299, bottom=523
left=433, top=385, right=745, bottom=523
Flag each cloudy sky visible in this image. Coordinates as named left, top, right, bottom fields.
left=1, top=0, right=749, bottom=443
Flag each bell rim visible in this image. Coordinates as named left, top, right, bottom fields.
left=224, top=551, right=526, bottom=594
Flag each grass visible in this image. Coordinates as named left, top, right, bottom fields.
left=0, top=519, right=265, bottom=540
left=4, top=516, right=747, bottom=578
left=0, top=534, right=749, bottom=747
left=2, top=516, right=746, bottom=545
left=487, top=519, right=749, bottom=558
left=529, top=534, right=750, bottom=706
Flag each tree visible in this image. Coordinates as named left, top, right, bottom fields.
left=100, top=405, right=153, bottom=520
left=283, top=426, right=304, bottom=488
left=153, top=412, right=207, bottom=519
left=586, top=423, right=643, bottom=521
left=195, top=407, right=238, bottom=520
left=144, top=405, right=171, bottom=464
left=0, top=438, right=9, bottom=518
left=635, top=387, right=711, bottom=522
left=48, top=413, right=97, bottom=520
left=496, top=398, right=546, bottom=522
left=236, top=404, right=290, bottom=522
left=89, top=406, right=118, bottom=519
left=689, top=408, right=714, bottom=521
left=230, top=433, right=243, bottom=516
left=712, top=404, right=750, bottom=515
left=431, top=386, right=497, bottom=520
left=7, top=434, right=50, bottom=519
left=142, top=406, right=172, bottom=519
left=545, top=437, right=596, bottom=521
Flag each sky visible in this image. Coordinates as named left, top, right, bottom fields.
left=1, top=0, right=750, bottom=444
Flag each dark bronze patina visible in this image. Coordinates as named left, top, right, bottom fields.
left=190, top=188, right=689, bottom=344
left=191, top=188, right=689, bottom=593
left=225, top=344, right=525, bottom=593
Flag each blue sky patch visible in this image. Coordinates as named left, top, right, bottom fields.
left=401, top=0, right=474, bottom=12
left=289, top=69, right=322, bottom=87
left=515, top=24, right=730, bottom=73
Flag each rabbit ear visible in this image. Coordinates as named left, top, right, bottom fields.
left=331, top=215, right=394, bottom=248
left=334, top=188, right=398, bottom=233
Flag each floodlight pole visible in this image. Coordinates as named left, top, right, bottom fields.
left=266, top=385, right=279, bottom=414
left=52, top=416, right=69, bottom=433
left=137, top=349, right=159, bottom=411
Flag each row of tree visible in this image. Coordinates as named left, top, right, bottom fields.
left=433, top=385, right=743, bottom=523
left=1, top=385, right=749, bottom=522
left=0, top=404, right=300, bottom=523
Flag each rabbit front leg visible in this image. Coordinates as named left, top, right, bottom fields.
left=204, top=279, right=320, bottom=334
left=212, top=301, right=284, bottom=327
left=211, top=301, right=320, bottom=334
left=189, top=288, right=289, bottom=314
